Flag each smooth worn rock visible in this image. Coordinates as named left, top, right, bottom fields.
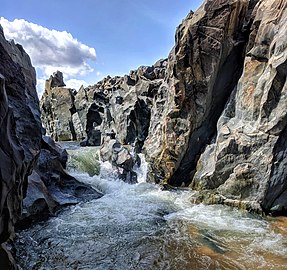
left=0, top=25, right=42, bottom=268
left=19, top=137, right=103, bottom=228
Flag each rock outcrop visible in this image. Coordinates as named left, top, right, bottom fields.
left=0, top=25, right=42, bottom=268
left=100, top=138, right=140, bottom=184
left=41, top=59, right=167, bottom=151
left=41, top=71, right=84, bottom=141
left=0, top=26, right=103, bottom=268
left=20, top=136, right=102, bottom=227
left=144, top=0, right=255, bottom=184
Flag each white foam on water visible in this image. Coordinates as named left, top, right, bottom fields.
left=15, top=145, right=287, bottom=269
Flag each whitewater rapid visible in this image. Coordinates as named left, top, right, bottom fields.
left=15, top=146, right=287, bottom=269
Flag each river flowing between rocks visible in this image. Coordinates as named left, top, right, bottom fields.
left=15, top=144, right=287, bottom=269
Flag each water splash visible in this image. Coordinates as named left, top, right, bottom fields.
left=15, top=145, right=287, bottom=269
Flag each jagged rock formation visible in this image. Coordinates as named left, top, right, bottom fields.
left=0, top=25, right=42, bottom=268
left=100, top=138, right=140, bottom=184
left=192, top=0, right=287, bottom=215
left=41, top=71, right=84, bottom=141
left=40, top=0, right=287, bottom=215
left=144, top=0, right=255, bottom=184
left=41, top=59, right=167, bottom=151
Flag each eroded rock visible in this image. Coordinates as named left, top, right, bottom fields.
left=0, top=25, right=42, bottom=268
left=192, top=0, right=287, bottom=215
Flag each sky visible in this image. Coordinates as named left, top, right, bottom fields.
left=1, top=0, right=203, bottom=96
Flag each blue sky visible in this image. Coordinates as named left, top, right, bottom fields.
left=1, top=0, right=203, bottom=95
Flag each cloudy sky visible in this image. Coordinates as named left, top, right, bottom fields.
left=1, top=0, right=203, bottom=96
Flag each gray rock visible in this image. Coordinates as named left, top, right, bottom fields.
left=41, top=74, right=84, bottom=141
left=192, top=0, right=287, bottom=215
left=100, top=138, right=140, bottom=184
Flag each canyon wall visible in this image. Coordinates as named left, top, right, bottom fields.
left=0, top=25, right=42, bottom=268
left=40, top=0, right=287, bottom=215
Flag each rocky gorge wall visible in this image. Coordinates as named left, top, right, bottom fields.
left=0, top=25, right=42, bottom=267
left=40, top=0, right=287, bottom=215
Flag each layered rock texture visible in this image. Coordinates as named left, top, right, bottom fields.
left=40, top=0, right=287, bottom=215
left=0, top=25, right=42, bottom=268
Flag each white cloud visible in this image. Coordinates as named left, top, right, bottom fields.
left=65, top=78, right=89, bottom=90
left=0, top=17, right=97, bottom=93
left=36, top=78, right=46, bottom=97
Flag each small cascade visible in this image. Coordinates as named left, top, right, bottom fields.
left=15, top=144, right=287, bottom=269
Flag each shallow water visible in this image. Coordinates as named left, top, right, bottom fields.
left=15, top=146, right=287, bottom=269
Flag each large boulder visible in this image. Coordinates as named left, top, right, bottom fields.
left=0, top=25, right=42, bottom=268
left=19, top=136, right=102, bottom=227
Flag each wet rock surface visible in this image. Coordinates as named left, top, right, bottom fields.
left=19, top=136, right=102, bottom=228
left=0, top=25, right=102, bottom=268
left=100, top=138, right=140, bottom=184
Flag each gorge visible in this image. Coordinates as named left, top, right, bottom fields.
left=0, top=0, right=287, bottom=269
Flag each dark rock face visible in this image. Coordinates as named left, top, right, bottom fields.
left=0, top=26, right=102, bottom=268
left=0, top=25, right=42, bottom=268
left=20, top=136, right=102, bottom=227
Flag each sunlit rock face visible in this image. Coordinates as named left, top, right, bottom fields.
left=192, top=0, right=287, bottom=215
left=144, top=0, right=255, bottom=184
left=41, top=59, right=167, bottom=150
left=0, top=25, right=42, bottom=268
left=41, top=71, right=84, bottom=142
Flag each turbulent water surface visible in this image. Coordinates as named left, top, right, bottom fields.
left=15, top=144, right=287, bottom=269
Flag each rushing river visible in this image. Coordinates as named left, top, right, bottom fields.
left=15, top=144, right=287, bottom=269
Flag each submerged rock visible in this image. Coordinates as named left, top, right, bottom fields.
left=100, top=138, right=140, bottom=184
